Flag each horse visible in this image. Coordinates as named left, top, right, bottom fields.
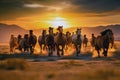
left=46, top=27, right=55, bottom=56
left=17, top=34, right=24, bottom=52
left=94, top=29, right=114, bottom=57
left=54, top=26, right=67, bottom=56
left=72, top=28, right=82, bottom=56
left=90, top=34, right=96, bottom=47
left=29, top=30, right=37, bottom=54
left=38, top=30, right=47, bottom=53
left=10, top=34, right=24, bottom=54
left=65, top=31, right=72, bottom=50
left=9, top=35, right=18, bottom=54
left=23, top=34, right=29, bottom=52
left=83, top=34, right=88, bottom=48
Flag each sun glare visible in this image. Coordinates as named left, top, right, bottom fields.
left=47, top=17, right=70, bottom=28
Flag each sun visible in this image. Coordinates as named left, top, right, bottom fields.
left=47, top=17, right=70, bottom=28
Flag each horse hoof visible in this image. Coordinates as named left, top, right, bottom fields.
left=98, top=56, right=101, bottom=58
left=76, top=54, right=79, bottom=56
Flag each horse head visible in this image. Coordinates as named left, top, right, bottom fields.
left=49, top=27, right=54, bottom=35
left=76, top=28, right=81, bottom=35
left=42, top=30, right=46, bottom=36
left=101, top=29, right=113, bottom=42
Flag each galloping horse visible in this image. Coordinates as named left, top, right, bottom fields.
left=46, top=27, right=55, bottom=56
left=95, top=29, right=114, bottom=57
left=72, top=29, right=82, bottom=56
left=10, top=34, right=24, bottom=53
left=17, top=34, right=24, bottom=52
left=65, top=31, right=72, bottom=50
left=83, top=34, right=88, bottom=48
left=23, top=34, right=29, bottom=52
left=9, top=35, right=18, bottom=54
left=90, top=34, right=96, bottom=47
left=54, top=26, right=67, bottom=56
left=38, top=30, right=47, bottom=53
left=29, top=30, right=37, bottom=54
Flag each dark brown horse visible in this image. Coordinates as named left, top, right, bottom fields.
left=29, top=30, right=37, bottom=54
left=46, top=27, right=55, bottom=56
left=38, top=30, right=47, bottom=53
left=83, top=34, right=88, bottom=48
left=65, top=31, right=72, bottom=50
left=95, top=29, right=114, bottom=57
left=23, top=34, right=29, bottom=52
left=54, top=26, right=67, bottom=56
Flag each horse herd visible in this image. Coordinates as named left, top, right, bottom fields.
left=9, top=26, right=114, bottom=57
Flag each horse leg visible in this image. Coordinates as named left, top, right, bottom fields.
left=78, top=44, right=81, bottom=54
left=61, top=45, right=64, bottom=56
left=57, top=45, right=60, bottom=57
left=48, top=46, right=51, bottom=56
left=75, top=45, right=79, bottom=56
left=103, top=48, right=108, bottom=57
left=97, top=50, right=100, bottom=58
left=30, top=45, right=33, bottom=54
left=40, top=44, right=42, bottom=53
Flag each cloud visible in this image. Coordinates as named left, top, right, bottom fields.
left=0, top=0, right=120, bottom=21
left=24, top=3, right=62, bottom=11
left=68, top=0, right=120, bottom=15
left=24, top=4, right=45, bottom=8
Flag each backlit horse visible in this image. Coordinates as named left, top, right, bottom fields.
left=72, top=29, right=82, bottom=56
left=83, top=34, right=88, bottom=48
left=29, top=30, right=37, bottom=54
left=38, top=30, right=47, bottom=53
left=65, top=31, right=72, bottom=50
left=9, top=35, right=18, bottom=54
left=46, top=27, right=55, bottom=56
left=54, top=26, right=67, bottom=56
left=23, top=34, right=29, bottom=52
left=95, top=29, right=114, bottom=57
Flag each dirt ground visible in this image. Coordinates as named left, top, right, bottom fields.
left=0, top=41, right=120, bottom=80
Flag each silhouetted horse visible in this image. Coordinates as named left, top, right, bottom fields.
left=9, top=35, right=18, bottom=54
left=83, top=34, right=88, bottom=48
left=23, top=34, right=29, bottom=52
left=65, top=31, right=72, bottom=50
left=29, top=30, right=37, bottom=54
left=54, top=26, right=67, bottom=56
left=72, top=29, right=82, bottom=56
left=90, top=34, right=96, bottom=47
left=46, top=27, right=55, bottom=56
left=38, top=30, right=47, bottom=53
left=17, top=34, right=24, bottom=52
left=95, top=29, right=114, bottom=57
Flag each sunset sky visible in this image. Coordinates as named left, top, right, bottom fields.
left=0, top=0, right=120, bottom=29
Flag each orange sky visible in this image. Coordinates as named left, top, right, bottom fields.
left=0, top=0, right=120, bottom=29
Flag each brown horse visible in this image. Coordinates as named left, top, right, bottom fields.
left=54, top=26, right=67, bottom=56
left=38, top=30, right=47, bottom=53
left=9, top=35, right=18, bottom=54
left=72, top=28, right=82, bottom=56
left=46, top=27, right=55, bottom=56
left=65, top=31, right=72, bottom=50
left=29, top=30, right=37, bottom=54
left=95, top=29, right=114, bottom=57
left=83, top=34, right=88, bottom=48
left=90, top=34, right=96, bottom=47
left=23, top=34, right=29, bottom=52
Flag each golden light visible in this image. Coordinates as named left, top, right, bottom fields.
left=47, top=17, right=70, bottom=28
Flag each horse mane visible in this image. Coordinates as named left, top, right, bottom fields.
left=100, top=29, right=113, bottom=36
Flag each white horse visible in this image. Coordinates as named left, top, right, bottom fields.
left=72, top=29, right=82, bottom=56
